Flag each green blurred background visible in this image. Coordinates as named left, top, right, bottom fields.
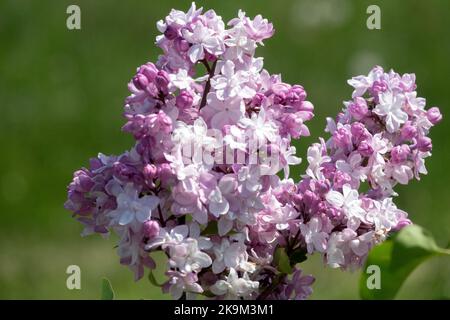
left=0, top=0, right=449, bottom=299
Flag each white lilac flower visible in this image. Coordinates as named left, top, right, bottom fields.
left=107, top=183, right=159, bottom=230
left=326, top=233, right=345, bottom=268
left=335, top=152, right=367, bottom=183
left=366, top=198, right=407, bottom=233
left=237, top=166, right=263, bottom=193
left=224, top=25, right=256, bottom=62
left=223, top=125, right=247, bottom=151
left=261, top=195, right=298, bottom=230
left=182, top=21, right=224, bottom=63
left=387, top=163, right=413, bottom=185
left=348, top=230, right=373, bottom=257
left=145, top=225, right=189, bottom=250
left=404, top=91, right=426, bottom=113
left=208, top=187, right=230, bottom=217
left=167, top=271, right=203, bottom=300
left=239, top=107, right=278, bottom=143
left=160, top=3, right=202, bottom=28
left=305, top=143, right=330, bottom=180
left=326, top=184, right=366, bottom=221
left=300, top=217, right=328, bottom=253
left=210, top=268, right=259, bottom=299
left=202, top=92, right=244, bottom=128
left=218, top=213, right=235, bottom=236
left=169, top=69, right=194, bottom=90
left=373, top=91, right=408, bottom=133
left=168, top=118, right=220, bottom=174
left=211, top=60, right=256, bottom=100
left=278, top=143, right=302, bottom=178
left=168, top=238, right=212, bottom=273
left=347, top=65, right=384, bottom=98
left=212, top=239, right=255, bottom=274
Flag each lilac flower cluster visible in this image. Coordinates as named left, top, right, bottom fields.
left=278, top=66, right=442, bottom=270
left=65, top=3, right=441, bottom=300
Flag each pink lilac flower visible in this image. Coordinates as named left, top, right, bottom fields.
left=65, top=3, right=440, bottom=300
left=279, top=66, right=441, bottom=270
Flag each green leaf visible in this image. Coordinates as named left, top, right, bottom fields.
left=360, top=225, right=450, bottom=300
left=274, top=247, right=293, bottom=274
left=101, top=278, right=115, bottom=300
left=201, top=221, right=218, bottom=236
left=148, top=270, right=163, bottom=287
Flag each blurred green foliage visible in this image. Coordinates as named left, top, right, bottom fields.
left=0, top=0, right=448, bottom=299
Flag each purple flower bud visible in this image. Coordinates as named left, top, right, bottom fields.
left=400, top=122, right=417, bottom=141
left=122, top=114, right=148, bottom=139
left=391, top=144, right=410, bottom=164
left=178, top=106, right=199, bottom=123
left=164, top=25, right=179, bottom=40
left=133, top=74, right=149, bottom=91
left=176, top=90, right=194, bottom=109
left=282, top=113, right=304, bottom=138
left=358, top=141, right=374, bottom=157
left=286, top=85, right=306, bottom=105
left=113, top=162, right=133, bottom=179
left=157, top=163, right=174, bottom=181
left=393, top=218, right=412, bottom=231
left=292, top=193, right=303, bottom=206
left=155, top=70, right=170, bottom=94
left=156, top=110, right=173, bottom=133
left=273, top=92, right=286, bottom=105
left=143, top=164, right=157, bottom=180
left=250, top=92, right=265, bottom=107
left=174, top=38, right=190, bottom=52
left=427, top=107, right=442, bottom=125
left=417, top=136, right=432, bottom=152
left=333, top=127, right=352, bottom=149
left=348, top=97, right=368, bottom=120
left=298, top=101, right=314, bottom=112
left=326, top=206, right=341, bottom=219
left=89, top=157, right=103, bottom=171
left=138, top=63, right=158, bottom=81
left=400, top=73, right=417, bottom=92
left=272, top=83, right=290, bottom=105
left=204, top=51, right=217, bottom=62
left=72, top=170, right=94, bottom=192
left=65, top=190, right=94, bottom=215
left=351, top=122, right=370, bottom=145
left=333, top=171, right=351, bottom=189
left=260, top=175, right=274, bottom=193
left=369, top=80, right=388, bottom=100
left=143, top=220, right=160, bottom=239
left=316, top=200, right=327, bottom=212
left=303, top=190, right=318, bottom=207
left=316, top=180, right=330, bottom=194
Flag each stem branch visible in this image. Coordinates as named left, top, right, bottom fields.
left=199, top=59, right=217, bottom=110
left=157, top=204, right=166, bottom=227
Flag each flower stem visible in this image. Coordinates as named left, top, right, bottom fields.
left=157, top=204, right=166, bottom=227
left=199, top=59, right=217, bottom=110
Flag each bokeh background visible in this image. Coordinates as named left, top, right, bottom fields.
left=0, top=0, right=449, bottom=299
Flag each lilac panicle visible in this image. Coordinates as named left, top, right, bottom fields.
left=65, top=3, right=441, bottom=300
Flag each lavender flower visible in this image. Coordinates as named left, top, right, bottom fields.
left=65, top=3, right=441, bottom=300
